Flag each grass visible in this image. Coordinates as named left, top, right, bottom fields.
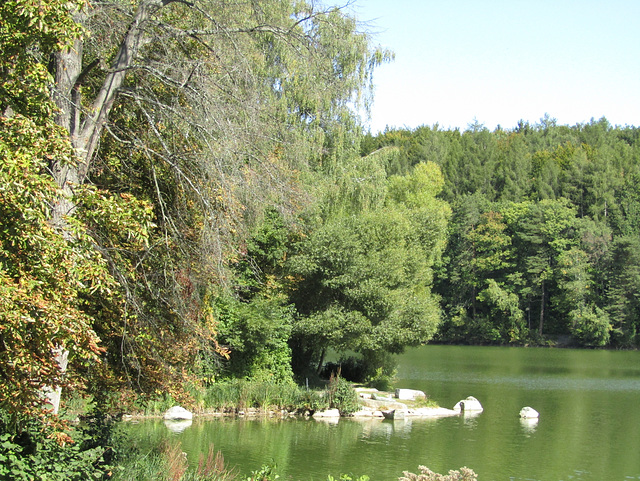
left=201, top=380, right=328, bottom=414
left=111, top=441, right=238, bottom=481
left=128, top=379, right=442, bottom=418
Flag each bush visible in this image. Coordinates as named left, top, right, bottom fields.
left=296, top=389, right=329, bottom=413
left=326, top=374, right=360, bottom=415
left=569, top=306, right=611, bottom=347
left=327, top=475, right=369, bottom=481
left=0, top=411, right=115, bottom=481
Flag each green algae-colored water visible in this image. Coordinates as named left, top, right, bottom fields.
left=123, top=345, right=640, bottom=480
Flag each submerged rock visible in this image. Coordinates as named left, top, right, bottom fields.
left=359, top=397, right=407, bottom=411
left=351, top=407, right=384, bottom=418
left=520, top=416, right=539, bottom=433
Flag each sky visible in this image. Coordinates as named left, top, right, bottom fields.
left=347, top=0, right=640, bottom=133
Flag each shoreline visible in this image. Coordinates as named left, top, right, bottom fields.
left=122, top=387, right=462, bottom=422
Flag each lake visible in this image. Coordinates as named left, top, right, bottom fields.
left=123, top=345, right=640, bottom=480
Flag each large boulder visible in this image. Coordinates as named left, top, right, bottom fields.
left=164, top=405, right=193, bottom=421
left=519, top=406, right=539, bottom=419
left=452, top=396, right=483, bottom=413
left=395, top=388, right=427, bottom=401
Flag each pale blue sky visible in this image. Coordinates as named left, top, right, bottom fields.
left=347, top=0, right=640, bottom=132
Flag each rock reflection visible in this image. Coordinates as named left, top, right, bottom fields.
left=520, top=417, right=538, bottom=434
left=164, top=419, right=192, bottom=433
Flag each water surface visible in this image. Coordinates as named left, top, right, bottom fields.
left=124, top=346, right=640, bottom=480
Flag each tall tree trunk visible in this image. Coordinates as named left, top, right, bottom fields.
left=316, top=347, right=327, bottom=375
left=538, top=279, right=545, bottom=336
left=54, top=0, right=169, bottom=176
left=47, top=0, right=170, bottom=413
left=472, top=285, right=476, bottom=320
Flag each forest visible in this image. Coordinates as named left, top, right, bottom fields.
left=1, top=0, right=639, bottom=478
left=362, top=117, right=640, bottom=349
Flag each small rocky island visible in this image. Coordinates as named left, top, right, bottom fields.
left=313, top=388, right=482, bottom=419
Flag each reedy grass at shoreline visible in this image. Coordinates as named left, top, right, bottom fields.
left=137, top=379, right=329, bottom=417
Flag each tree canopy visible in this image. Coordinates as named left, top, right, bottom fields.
left=1, top=0, right=391, bottom=421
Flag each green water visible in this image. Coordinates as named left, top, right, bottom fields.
left=123, top=346, right=640, bottom=480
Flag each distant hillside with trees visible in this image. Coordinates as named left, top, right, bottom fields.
left=362, top=117, right=640, bottom=348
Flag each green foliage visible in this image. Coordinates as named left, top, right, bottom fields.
left=1, top=0, right=393, bottom=429
left=322, top=352, right=397, bottom=391
left=318, top=148, right=391, bottom=219
left=384, top=118, right=640, bottom=348
left=0, top=115, right=106, bottom=422
left=0, top=0, right=98, bottom=423
left=388, top=161, right=446, bottom=207
left=568, top=306, right=611, bottom=347
left=289, top=163, right=449, bottom=373
left=326, top=374, right=360, bottom=416
left=245, top=464, right=279, bottom=481
left=327, top=474, right=370, bottom=481
left=399, top=465, right=478, bottom=481
left=0, top=0, right=161, bottom=427
left=215, top=295, right=295, bottom=383
left=111, top=440, right=235, bottom=481
left=204, top=380, right=306, bottom=412
left=605, top=236, right=640, bottom=347
left=476, top=279, right=525, bottom=343
left=0, top=411, right=116, bottom=481
left=0, top=0, right=84, bottom=119
left=0, top=433, right=105, bottom=481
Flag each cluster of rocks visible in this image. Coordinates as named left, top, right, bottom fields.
left=161, top=390, right=540, bottom=430
left=315, top=389, right=476, bottom=419
left=313, top=390, right=540, bottom=422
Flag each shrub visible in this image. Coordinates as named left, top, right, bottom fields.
left=326, top=374, right=360, bottom=415
left=0, top=412, right=114, bottom=481
left=245, top=464, right=279, bottom=481
left=296, top=389, right=329, bottom=413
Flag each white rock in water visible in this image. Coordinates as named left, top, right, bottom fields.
left=164, top=405, right=193, bottom=421
left=453, top=396, right=483, bottom=412
left=519, top=406, right=539, bottom=419
left=395, top=388, right=427, bottom=401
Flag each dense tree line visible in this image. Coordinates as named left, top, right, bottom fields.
left=362, top=117, right=640, bottom=348
left=1, top=0, right=395, bottom=428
